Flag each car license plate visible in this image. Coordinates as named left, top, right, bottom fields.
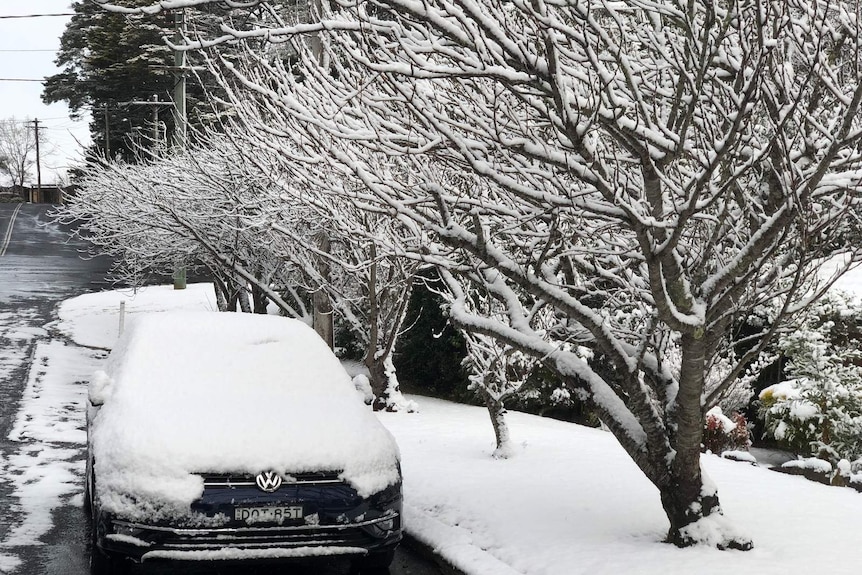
left=234, top=505, right=303, bottom=523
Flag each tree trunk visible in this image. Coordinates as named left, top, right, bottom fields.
left=212, top=275, right=229, bottom=311
left=312, top=231, right=334, bottom=348
left=366, top=351, right=389, bottom=411
left=251, top=283, right=268, bottom=314
left=660, top=473, right=717, bottom=546
left=237, top=284, right=251, bottom=313
left=483, top=392, right=512, bottom=458
left=226, top=292, right=238, bottom=312
left=658, top=333, right=752, bottom=549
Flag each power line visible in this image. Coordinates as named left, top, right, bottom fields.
left=0, top=13, right=75, bottom=19
left=2, top=117, right=80, bottom=123
left=0, top=49, right=56, bottom=52
left=0, top=78, right=45, bottom=82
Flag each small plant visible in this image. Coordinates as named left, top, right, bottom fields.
left=702, top=407, right=751, bottom=454
left=757, top=293, right=862, bottom=464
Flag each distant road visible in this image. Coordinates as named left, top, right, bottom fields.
left=0, top=203, right=113, bottom=301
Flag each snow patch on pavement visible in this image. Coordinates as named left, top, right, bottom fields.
left=0, top=340, right=104, bottom=553
left=0, top=309, right=43, bottom=402
left=0, top=553, right=21, bottom=573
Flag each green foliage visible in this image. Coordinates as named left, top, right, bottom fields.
left=393, top=277, right=473, bottom=403
left=43, top=1, right=173, bottom=158
left=394, top=276, right=597, bottom=421
left=505, top=364, right=599, bottom=425
left=757, top=292, right=862, bottom=463
left=43, top=1, right=227, bottom=161
left=334, top=318, right=365, bottom=362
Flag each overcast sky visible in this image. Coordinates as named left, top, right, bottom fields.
left=0, top=1, right=90, bottom=186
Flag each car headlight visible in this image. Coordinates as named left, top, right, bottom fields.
left=376, top=517, right=395, bottom=532
left=363, top=513, right=400, bottom=538
left=112, top=521, right=147, bottom=540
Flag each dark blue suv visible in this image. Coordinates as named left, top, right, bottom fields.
left=85, top=312, right=403, bottom=574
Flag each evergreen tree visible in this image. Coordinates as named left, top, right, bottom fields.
left=43, top=1, right=227, bottom=160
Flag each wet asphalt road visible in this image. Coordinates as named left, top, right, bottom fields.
left=0, top=203, right=444, bottom=575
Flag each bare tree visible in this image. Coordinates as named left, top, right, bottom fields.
left=63, top=127, right=420, bottom=409
left=59, top=143, right=312, bottom=319
left=98, top=0, right=862, bottom=548
left=450, top=274, right=537, bottom=458
left=0, top=119, right=37, bottom=190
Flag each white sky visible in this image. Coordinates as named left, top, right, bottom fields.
left=0, top=1, right=91, bottom=185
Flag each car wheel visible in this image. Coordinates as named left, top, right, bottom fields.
left=89, top=524, right=126, bottom=575
left=351, top=548, right=396, bottom=574
left=83, top=467, right=92, bottom=518
left=89, top=545, right=114, bottom=575
left=89, top=496, right=126, bottom=575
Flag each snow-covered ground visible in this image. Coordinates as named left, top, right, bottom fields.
left=2, top=283, right=862, bottom=574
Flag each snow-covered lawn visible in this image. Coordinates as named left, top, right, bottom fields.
left=3, top=283, right=861, bottom=574
left=382, top=399, right=862, bottom=575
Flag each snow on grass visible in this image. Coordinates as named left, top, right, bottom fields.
left=7, top=283, right=862, bottom=574
left=379, top=397, right=862, bottom=575
left=0, top=553, right=21, bottom=573
left=56, top=283, right=217, bottom=349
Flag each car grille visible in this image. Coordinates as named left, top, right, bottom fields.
left=112, top=513, right=399, bottom=557
left=160, top=523, right=379, bottom=550
left=200, top=471, right=343, bottom=488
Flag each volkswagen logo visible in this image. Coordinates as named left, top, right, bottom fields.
left=255, top=471, right=283, bottom=492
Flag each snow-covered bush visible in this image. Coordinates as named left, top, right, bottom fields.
left=758, top=293, right=862, bottom=463
left=702, top=407, right=751, bottom=455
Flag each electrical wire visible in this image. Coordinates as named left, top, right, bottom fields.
left=1, top=117, right=78, bottom=123
left=0, top=13, right=75, bottom=19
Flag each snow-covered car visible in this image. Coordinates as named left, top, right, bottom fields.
left=85, top=311, right=402, bottom=574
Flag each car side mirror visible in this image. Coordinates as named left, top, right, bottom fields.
left=89, top=370, right=113, bottom=407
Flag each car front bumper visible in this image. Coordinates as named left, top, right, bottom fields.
left=99, top=512, right=402, bottom=564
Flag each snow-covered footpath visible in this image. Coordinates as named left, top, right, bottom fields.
left=3, top=284, right=862, bottom=574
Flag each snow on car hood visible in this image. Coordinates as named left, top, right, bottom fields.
left=91, top=311, right=400, bottom=518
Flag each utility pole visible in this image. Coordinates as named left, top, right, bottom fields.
left=123, top=98, right=170, bottom=157
left=173, top=8, right=187, bottom=148
left=32, top=118, right=42, bottom=203
left=151, top=94, right=160, bottom=147
left=104, top=105, right=110, bottom=158
left=171, top=7, right=188, bottom=289
left=309, top=0, right=333, bottom=347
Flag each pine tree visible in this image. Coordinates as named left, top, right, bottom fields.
left=43, top=1, right=227, bottom=160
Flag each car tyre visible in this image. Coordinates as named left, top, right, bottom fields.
left=89, top=487, right=126, bottom=575
left=89, top=546, right=115, bottom=575
left=90, top=525, right=126, bottom=575
left=83, top=468, right=93, bottom=518
left=351, top=548, right=396, bottom=574
left=89, top=523, right=126, bottom=575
